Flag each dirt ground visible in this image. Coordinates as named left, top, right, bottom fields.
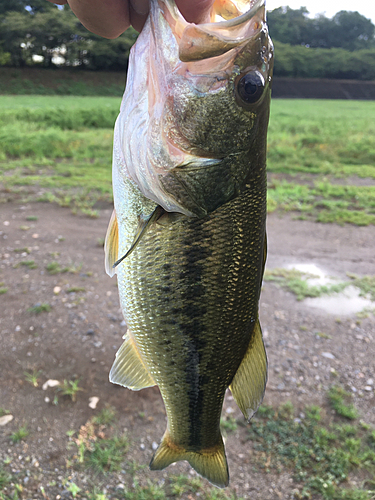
left=0, top=202, right=374, bottom=499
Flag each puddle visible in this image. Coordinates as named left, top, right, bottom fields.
left=288, top=263, right=374, bottom=316
left=304, top=285, right=373, bottom=316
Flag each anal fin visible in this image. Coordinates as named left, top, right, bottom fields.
left=104, top=209, right=119, bottom=278
left=109, top=331, right=156, bottom=391
left=150, top=431, right=229, bottom=488
left=229, top=318, right=268, bottom=421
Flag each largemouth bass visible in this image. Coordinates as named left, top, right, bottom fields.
left=105, top=0, right=273, bottom=487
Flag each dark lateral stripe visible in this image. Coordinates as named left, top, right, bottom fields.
left=179, top=219, right=212, bottom=447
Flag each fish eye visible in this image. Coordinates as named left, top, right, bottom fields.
left=236, top=71, right=265, bottom=105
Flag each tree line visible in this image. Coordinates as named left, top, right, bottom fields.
left=1, top=1, right=375, bottom=79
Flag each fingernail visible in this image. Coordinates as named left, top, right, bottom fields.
left=130, top=0, right=149, bottom=16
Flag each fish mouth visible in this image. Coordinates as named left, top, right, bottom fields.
left=161, top=0, right=268, bottom=62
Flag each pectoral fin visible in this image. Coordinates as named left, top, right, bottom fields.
left=113, top=205, right=165, bottom=269
left=229, top=319, right=267, bottom=421
left=109, top=332, right=156, bottom=390
left=104, top=209, right=119, bottom=278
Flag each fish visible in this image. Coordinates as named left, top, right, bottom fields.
left=104, top=0, right=273, bottom=488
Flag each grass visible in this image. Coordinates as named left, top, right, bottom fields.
left=27, top=302, right=51, bottom=314
left=24, top=369, right=42, bottom=387
left=58, top=379, right=83, bottom=402
left=10, top=426, right=29, bottom=443
left=328, top=386, right=359, bottom=420
left=0, top=97, right=374, bottom=222
left=14, top=260, right=37, bottom=270
left=45, top=261, right=82, bottom=275
left=264, top=267, right=375, bottom=304
left=248, top=401, right=375, bottom=499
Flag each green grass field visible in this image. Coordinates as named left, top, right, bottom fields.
left=0, top=96, right=374, bottom=223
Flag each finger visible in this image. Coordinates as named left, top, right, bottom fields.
left=176, top=0, right=215, bottom=24
left=67, top=0, right=130, bottom=38
left=129, top=0, right=149, bottom=32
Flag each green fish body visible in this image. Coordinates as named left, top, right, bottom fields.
left=105, top=0, right=273, bottom=487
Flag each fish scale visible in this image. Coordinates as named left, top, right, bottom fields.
left=105, top=0, right=273, bottom=488
left=115, top=169, right=266, bottom=449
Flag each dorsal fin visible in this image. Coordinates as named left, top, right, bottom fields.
left=104, top=210, right=119, bottom=278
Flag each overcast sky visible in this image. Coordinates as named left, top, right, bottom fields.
left=266, top=1, right=375, bottom=24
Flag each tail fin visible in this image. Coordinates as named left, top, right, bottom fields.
left=149, top=431, right=229, bottom=488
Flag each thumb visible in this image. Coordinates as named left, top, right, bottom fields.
left=176, top=0, right=215, bottom=24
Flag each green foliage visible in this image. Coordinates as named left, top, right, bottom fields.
left=220, top=416, right=238, bottom=433
left=268, top=7, right=375, bottom=51
left=91, top=406, right=116, bottom=426
left=122, top=480, right=166, bottom=500
left=10, top=426, right=29, bottom=443
left=27, top=302, right=51, bottom=314
left=274, top=41, right=375, bottom=80
left=84, top=435, right=129, bottom=473
left=248, top=404, right=375, bottom=499
left=58, top=379, right=83, bottom=402
left=24, top=369, right=42, bottom=387
left=328, top=386, right=359, bottom=420
left=65, top=482, right=81, bottom=498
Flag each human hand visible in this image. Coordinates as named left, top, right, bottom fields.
left=46, top=0, right=215, bottom=38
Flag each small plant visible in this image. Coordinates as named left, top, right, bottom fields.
left=220, top=416, right=238, bottom=433
left=123, top=480, right=166, bottom=500
left=91, top=406, right=116, bottom=426
left=14, top=247, right=31, bottom=254
left=65, top=482, right=81, bottom=498
left=10, top=426, right=29, bottom=443
left=305, top=405, right=322, bottom=422
left=0, top=286, right=8, bottom=295
left=328, top=386, right=358, bottom=420
left=170, top=474, right=203, bottom=496
left=278, top=401, right=294, bottom=420
left=0, top=467, right=12, bottom=488
left=67, top=286, right=86, bottom=293
left=84, top=435, right=129, bottom=473
left=58, top=379, right=83, bottom=402
left=27, top=302, right=51, bottom=314
left=45, top=261, right=62, bottom=274
left=24, top=369, right=42, bottom=387
left=26, top=215, right=38, bottom=221
left=19, top=260, right=37, bottom=269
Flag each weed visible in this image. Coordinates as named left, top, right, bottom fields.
left=66, top=286, right=86, bottom=293
left=122, top=480, right=166, bottom=500
left=10, top=426, right=29, bottom=443
left=45, top=261, right=63, bottom=274
left=91, top=406, right=116, bottom=426
left=13, top=247, right=30, bottom=254
left=248, top=402, right=374, bottom=499
left=84, top=435, right=129, bottom=473
left=65, top=482, right=81, bottom=498
left=0, top=467, right=11, bottom=488
left=27, top=302, right=51, bottom=314
left=24, top=369, right=42, bottom=387
left=15, top=260, right=37, bottom=270
left=0, top=287, right=8, bottom=294
left=170, top=474, right=203, bottom=496
left=220, top=416, right=238, bottom=433
left=328, top=386, right=359, bottom=420
left=25, top=215, right=38, bottom=221
left=305, top=405, right=322, bottom=422
left=58, top=379, right=83, bottom=402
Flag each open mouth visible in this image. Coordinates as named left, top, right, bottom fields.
left=161, top=0, right=267, bottom=62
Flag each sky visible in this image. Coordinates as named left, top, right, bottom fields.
left=266, top=0, right=375, bottom=24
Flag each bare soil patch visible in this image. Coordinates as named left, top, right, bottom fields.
left=0, top=203, right=374, bottom=499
